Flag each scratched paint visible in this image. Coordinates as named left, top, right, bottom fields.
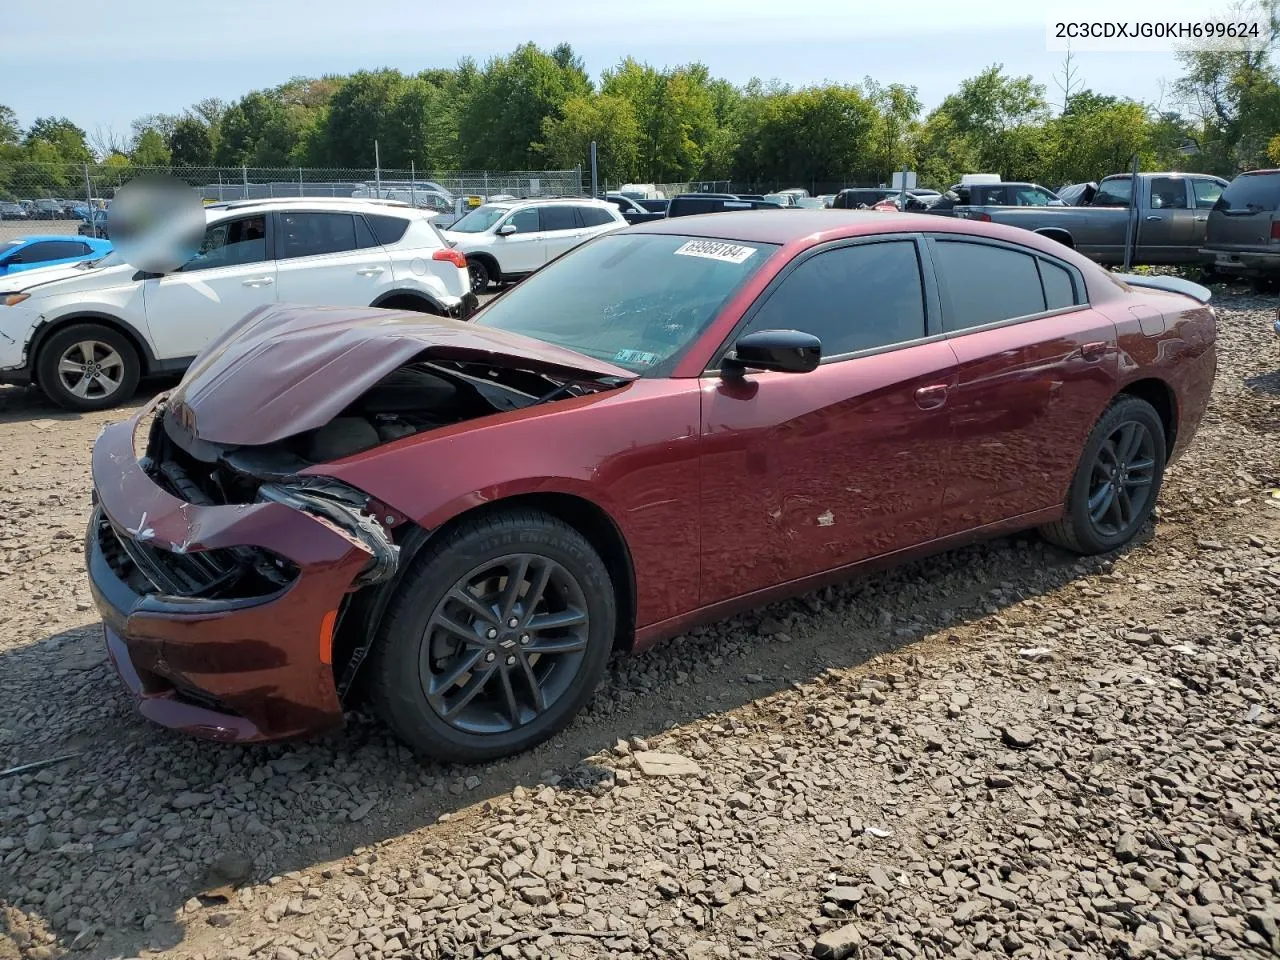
left=817, top=510, right=835, bottom=527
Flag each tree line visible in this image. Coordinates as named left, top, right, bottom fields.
left=2, top=11, right=1278, bottom=198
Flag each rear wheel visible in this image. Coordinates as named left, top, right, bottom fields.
left=367, top=508, right=615, bottom=762
left=1040, top=396, right=1166, bottom=555
left=36, top=323, right=140, bottom=412
left=467, top=257, right=493, bottom=293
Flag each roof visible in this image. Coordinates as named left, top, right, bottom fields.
left=625, top=209, right=1098, bottom=260
left=204, top=197, right=416, bottom=213
left=8, top=234, right=109, bottom=245
left=484, top=197, right=613, bottom=207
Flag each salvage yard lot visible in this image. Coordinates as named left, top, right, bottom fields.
left=1, top=288, right=1278, bottom=959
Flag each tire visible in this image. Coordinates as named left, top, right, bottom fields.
left=36, top=323, right=141, bottom=412
left=1040, top=395, right=1166, bottom=555
left=467, top=257, right=493, bottom=293
left=367, top=508, right=616, bottom=763
left=1251, top=275, right=1279, bottom=294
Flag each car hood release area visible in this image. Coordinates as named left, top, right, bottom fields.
left=166, top=302, right=636, bottom=447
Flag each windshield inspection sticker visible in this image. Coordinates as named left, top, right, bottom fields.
left=614, top=349, right=659, bottom=366
left=673, top=239, right=757, bottom=264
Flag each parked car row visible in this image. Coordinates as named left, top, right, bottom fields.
left=0, top=198, right=109, bottom=220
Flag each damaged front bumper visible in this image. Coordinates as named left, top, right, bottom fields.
left=85, top=397, right=394, bottom=743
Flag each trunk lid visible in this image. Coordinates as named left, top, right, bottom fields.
left=168, top=302, right=636, bottom=446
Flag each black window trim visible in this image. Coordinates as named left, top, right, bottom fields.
left=924, top=234, right=1089, bottom=337
left=703, top=233, right=944, bottom=373
left=270, top=210, right=379, bottom=261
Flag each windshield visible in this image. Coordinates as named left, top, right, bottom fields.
left=448, top=205, right=511, bottom=233
left=473, top=233, right=780, bottom=374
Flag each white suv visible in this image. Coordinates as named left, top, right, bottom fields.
left=441, top=197, right=627, bottom=292
left=0, top=197, right=476, bottom=410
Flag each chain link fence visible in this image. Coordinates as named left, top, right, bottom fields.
left=0, top=162, right=588, bottom=243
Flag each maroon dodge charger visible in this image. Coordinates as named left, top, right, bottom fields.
left=86, top=211, right=1217, bottom=761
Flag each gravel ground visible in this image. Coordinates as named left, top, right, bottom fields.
left=1, top=287, right=1278, bottom=960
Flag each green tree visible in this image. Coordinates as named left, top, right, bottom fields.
left=315, top=69, right=406, bottom=166
left=863, top=79, right=922, bottom=179
left=1044, top=96, right=1155, bottom=187
left=25, top=116, right=92, bottom=162
left=602, top=59, right=720, bottom=180
left=131, top=128, right=172, bottom=166
left=916, top=66, right=1049, bottom=185
left=734, top=85, right=882, bottom=186
left=460, top=43, right=593, bottom=169
left=0, top=105, right=20, bottom=145
left=215, top=91, right=313, bottom=167
left=1174, top=0, right=1280, bottom=170
left=540, top=93, right=641, bottom=181
left=168, top=117, right=214, bottom=167
left=1270, top=131, right=1280, bottom=163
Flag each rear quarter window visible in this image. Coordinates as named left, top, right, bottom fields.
left=367, top=214, right=411, bottom=245
left=1215, top=173, right=1280, bottom=212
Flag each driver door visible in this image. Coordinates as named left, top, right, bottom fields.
left=143, top=214, right=277, bottom=361
left=698, top=237, right=957, bottom=605
left=494, top=207, right=545, bottom=275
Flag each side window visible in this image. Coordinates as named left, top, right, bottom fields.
left=367, top=214, right=411, bottom=245
left=1192, top=179, right=1224, bottom=209
left=743, top=241, right=927, bottom=357
left=1149, top=177, right=1188, bottom=209
left=504, top=208, right=539, bottom=234
left=277, top=213, right=359, bottom=259
left=182, top=216, right=267, bottom=272
left=578, top=206, right=616, bottom=227
left=933, top=241, right=1046, bottom=331
left=540, top=206, right=579, bottom=231
left=606, top=197, right=628, bottom=211
left=1092, top=178, right=1133, bottom=207
left=1038, top=259, right=1077, bottom=310
left=975, top=186, right=1010, bottom=205
left=16, top=240, right=87, bottom=262
left=1013, top=186, right=1055, bottom=206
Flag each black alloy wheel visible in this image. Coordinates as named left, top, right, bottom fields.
left=367, top=508, right=615, bottom=762
left=1041, top=395, right=1167, bottom=555
left=422, top=553, right=590, bottom=734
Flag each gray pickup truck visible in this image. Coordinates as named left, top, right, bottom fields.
left=951, top=172, right=1230, bottom=266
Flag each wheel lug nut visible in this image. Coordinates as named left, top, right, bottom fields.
left=506, top=655, right=516, bottom=666
left=484, top=651, right=496, bottom=662
left=486, top=628, right=498, bottom=639
left=519, top=634, right=530, bottom=645
left=507, top=617, right=519, bottom=628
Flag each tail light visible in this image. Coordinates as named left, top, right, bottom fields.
left=1270, top=220, right=1280, bottom=241
left=968, top=211, right=992, bottom=222
left=433, top=248, right=468, bottom=269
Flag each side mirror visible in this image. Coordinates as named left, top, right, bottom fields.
left=497, top=224, right=517, bottom=236
left=723, top=329, right=821, bottom=378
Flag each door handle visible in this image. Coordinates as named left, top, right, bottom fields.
left=914, top=384, right=949, bottom=410
left=1194, top=215, right=1208, bottom=221
left=1080, top=340, right=1108, bottom=362
left=356, top=266, right=385, bottom=276
left=241, top=277, right=274, bottom=287
left=1145, top=215, right=1163, bottom=221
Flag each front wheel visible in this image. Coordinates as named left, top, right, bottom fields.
left=367, top=508, right=616, bottom=763
left=1040, top=395, right=1166, bottom=554
left=36, top=323, right=141, bottom=412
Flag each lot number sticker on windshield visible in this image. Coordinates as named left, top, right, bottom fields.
left=614, top=349, right=659, bottom=366
left=673, top=240, right=757, bottom=264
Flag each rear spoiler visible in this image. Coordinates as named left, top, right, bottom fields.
left=1113, top=273, right=1212, bottom=304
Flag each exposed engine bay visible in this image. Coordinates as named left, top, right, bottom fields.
left=146, top=357, right=620, bottom=508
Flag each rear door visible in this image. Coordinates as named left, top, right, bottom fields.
left=928, top=236, right=1119, bottom=535
left=1206, top=172, right=1280, bottom=256
left=1190, top=177, right=1227, bottom=246
left=272, top=211, right=394, bottom=305
left=143, top=213, right=277, bottom=360
left=699, top=237, right=957, bottom=602
left=1140, top=176, right=1197, bottom=263
left=539, top=205, right=587, bottom=262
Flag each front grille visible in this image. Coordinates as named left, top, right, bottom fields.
left=96, top=512, right=297, bottom=600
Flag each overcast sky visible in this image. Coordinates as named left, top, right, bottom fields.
left=7, top=0, right=1231, bottom=141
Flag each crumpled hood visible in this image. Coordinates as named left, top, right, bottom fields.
left=167, top=302, right=636, bottom=446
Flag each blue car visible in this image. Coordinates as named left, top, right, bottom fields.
left=0, top=235, right=112, bottom=276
